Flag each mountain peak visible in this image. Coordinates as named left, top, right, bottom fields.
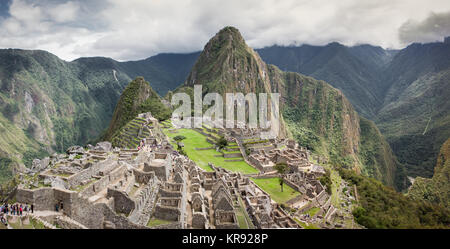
left=203, top=26, right=246, bottom=54
left=216, top=26, right=243, bottom=39
left=184, top=26, right=270, bottom=93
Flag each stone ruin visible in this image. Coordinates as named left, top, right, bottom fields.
left=12, top=114, right=351, bottom=229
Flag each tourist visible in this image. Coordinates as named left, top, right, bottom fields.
left=55, top=203, right=59, bottom=212
left=31, top=204, right=34, bottom=213
left=19, top=205, right=22, bottom=216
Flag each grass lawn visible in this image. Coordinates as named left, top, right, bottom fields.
left=147, top=217, right=173, bottom=227
left=329, top=167, right=342, bottom=207
left=294, top=218, right=319, bottom=229
left=163, top=128, right=258, bottom=174
left=304, top=207, right=320, bottom=217
left=236, top=213, right=248, bottom=229
left=238, top=196, right=255, bottom=229
left=251, top=178, right=300, bottom=204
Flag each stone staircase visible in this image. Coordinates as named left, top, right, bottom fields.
left=55, top=215, right=88, bottom=229
left=28, top=213, right=58, bottom=229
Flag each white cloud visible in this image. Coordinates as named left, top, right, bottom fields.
left=0, top=0, right=449, bottom=61
left=399, top=11, right=450, bottom=45
left=48, top=1, right=80, bottom=23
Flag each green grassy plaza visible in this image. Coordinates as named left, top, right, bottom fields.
left=146, top=217, right=173, bottom=227
left=162, top=127, right=258, bottom=174
left=250, top=177, right=300, bottom=204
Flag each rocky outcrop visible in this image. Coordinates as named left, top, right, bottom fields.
left=94, top=142, right=112, bottom=152
left=66, top=146, right=85, bottom=155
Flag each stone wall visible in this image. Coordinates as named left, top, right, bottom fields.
left=128, top=176, right=159, bottom=225
left=107, top=188, right=135, bottom=215
left=69, top=195, right=105, bottom=228
left=67, top=157, right=118, bottom=188
left=80, top=165, right=127, bottom=198
left=133, top=168, right=155, bottom=184
left=54, top=188, right=76, bottom=215
left=192, top=212, right=207, bottom=229
left=223, top=153, right=242, bottom=158
left=16, top=187, right=77, bottom=214
left=102, top=203, right=147, bottom=229
left=144, top=162, right=168, bottom=181
left=154, top=206, right=180, bottom=221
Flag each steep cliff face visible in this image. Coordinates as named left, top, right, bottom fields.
left=0, top=49, right=132, bottom=179
left=408, top=137, right=450, bottom=208
left=177, top=26, right=403, bottom=188
left=267, top=65, right=361, bottom=169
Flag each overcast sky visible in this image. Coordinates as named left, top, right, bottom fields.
left=0, top=0, right=449, bottom=61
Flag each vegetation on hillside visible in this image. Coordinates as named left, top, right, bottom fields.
left=338, top=167, right=449, bottom=228
left=276, top=67, right=403, bottom=190
left=408, top=138, right=450, bottom=208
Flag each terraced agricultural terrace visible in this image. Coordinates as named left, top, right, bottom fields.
left=112, top=113, right=164, bottom=149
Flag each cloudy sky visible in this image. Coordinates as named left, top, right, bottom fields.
left=0, top=0, right=449, bottom=61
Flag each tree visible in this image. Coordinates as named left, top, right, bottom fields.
left=173, top=135, right=186, bottom=142
left=216, top=137, right=228, bottom=150
left=274, top=163, right=288, bottom=192
left=173, top=135, right=186, bottom=151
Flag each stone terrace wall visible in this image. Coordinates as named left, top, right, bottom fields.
left=223, top=153, right=242, bottom=158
